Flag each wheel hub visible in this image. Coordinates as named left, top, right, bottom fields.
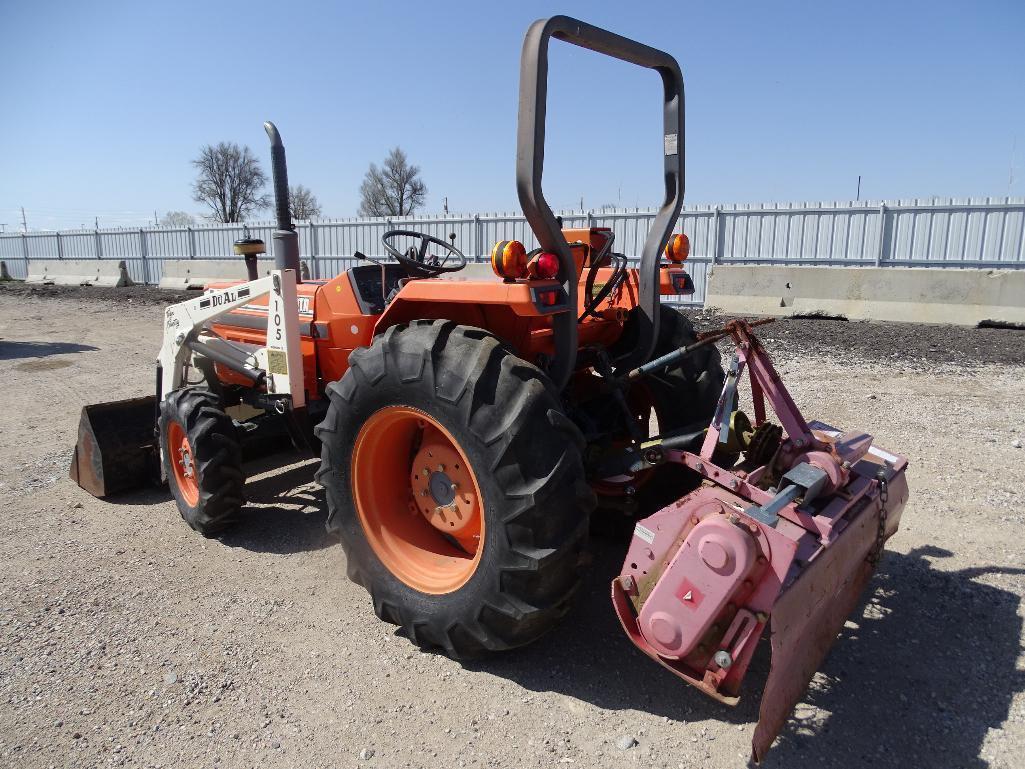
left=410, top=434, right=480, bottom=543
left=166, top=420, right=199, bottom=506
left=350, top=405, right=486, bottom=594
left=428, top=470, right=456, bottom=506
left=178, top=446, right=194, bottom=478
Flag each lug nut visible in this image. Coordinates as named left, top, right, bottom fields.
left=713, top=650, right=733, bottom=669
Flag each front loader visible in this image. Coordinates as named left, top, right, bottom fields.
left=70, top=16, right=908, bottom=760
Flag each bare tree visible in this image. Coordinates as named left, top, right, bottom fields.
left=288, top=185, right=322, bottom=220
left=161, top=210, right=195, bottom=227
left=191, top=142, right=270, bottom=223
left=358, top=147, right=427, bottom=217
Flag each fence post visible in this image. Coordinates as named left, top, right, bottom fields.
left=875, top=203, right=887, bottom=267
left=188, top=227, right=196, bottom=259
left=94, top=227, right=103, bottom=259
left=55, top=231, right=63, bottom=260
left=308, top=221, right=318, bottom=279
left=712, top=205, right=723, bottom=264
left=22, top=233, right=29, bottom=276
left=139, top=228, right=150, bottom=285
left=586, top=210, right=594, bottom=230
left=474, top=214, right=481, bottom=259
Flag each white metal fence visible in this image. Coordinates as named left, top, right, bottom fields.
left=2, top=197, right=1023, bottom=304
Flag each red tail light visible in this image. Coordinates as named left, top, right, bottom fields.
left=537, top=288, right=559, bottom=306
left=529, top=251, right=560, bottom=280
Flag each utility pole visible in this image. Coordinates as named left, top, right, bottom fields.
left=0, top=223, right=6, bottom=233
left=21, top=207, right=28, bottom=232
left=856, top=175, right=862, bottom=201
left=1010, top=137, right=1017, bottom=195
left=443, top=196, right=449, bottom=214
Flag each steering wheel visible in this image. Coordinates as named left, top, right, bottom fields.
left=381, top=230, right=467, bottom=278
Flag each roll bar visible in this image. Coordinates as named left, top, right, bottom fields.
left=516, top=16, right=685, bottom=388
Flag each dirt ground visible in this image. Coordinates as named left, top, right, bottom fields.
left=1, top=283, right=1023, bottom=769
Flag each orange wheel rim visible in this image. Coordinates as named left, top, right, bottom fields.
left=167, top=421, right=199, bottom=506
left=350, top=406, right=485, bottom=594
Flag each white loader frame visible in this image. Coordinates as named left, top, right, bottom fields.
left=157, top=268, right=305, bottom=409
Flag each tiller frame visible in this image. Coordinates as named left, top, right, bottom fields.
left=611, top=319, right=908, bottom=761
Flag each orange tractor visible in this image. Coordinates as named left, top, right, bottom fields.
left=71, top=17, right=907, bottom=760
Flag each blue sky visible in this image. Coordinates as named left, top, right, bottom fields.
left=1, top=0, right=1023, bottom=229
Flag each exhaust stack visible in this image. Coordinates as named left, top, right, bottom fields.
left=264, top=121, right=301, bottom=283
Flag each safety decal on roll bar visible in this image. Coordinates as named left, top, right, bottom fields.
left=664, top=133, right=678, bottom=156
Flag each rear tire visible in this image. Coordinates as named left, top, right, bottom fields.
left=315, top=320, right=593, bottom=658
left=642, top=305, right=729, bottom=508
left=603, top=305, right=726, bottom=513
left=159, top=388, right=244, bottom=537
left=644, top=304, right=726, bottom=431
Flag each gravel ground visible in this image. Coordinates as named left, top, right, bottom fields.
left=1, top=284, right=1024, bottom=769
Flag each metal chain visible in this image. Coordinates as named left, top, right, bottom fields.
left=868, top=469, right=889, bottom=565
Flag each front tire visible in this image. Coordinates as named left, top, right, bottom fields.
left=158, top=388, right=244, bottom=536
left=315, top=320, right=593, bottom=658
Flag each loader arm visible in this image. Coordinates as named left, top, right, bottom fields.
left=157, top=269, right=305, bottom=409
left=69, top=269, right=305, bottom=499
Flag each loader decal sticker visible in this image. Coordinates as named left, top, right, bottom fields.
left=265, top=349, right=288, bottom=375
left=272, top=298, right=282, bottom=341
left=200, top=289, right=242, bottom=310
left=237, top=287, right=250, bottom=298
left=222, top=295, right=312, bottom=316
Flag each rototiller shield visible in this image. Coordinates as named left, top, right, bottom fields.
left=611, top=319, right=908, bottom=761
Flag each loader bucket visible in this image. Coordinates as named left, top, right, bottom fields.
left=69, top=396, right=158, bottom=497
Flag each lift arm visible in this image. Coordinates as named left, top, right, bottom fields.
left=157, top=269, right=305, bottom=409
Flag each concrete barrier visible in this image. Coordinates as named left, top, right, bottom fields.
left=704, top=265, right=1025, bottom=327
left=158, top=259, right=310, bottom=290
left=25, top=259, right=132, bottom=287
